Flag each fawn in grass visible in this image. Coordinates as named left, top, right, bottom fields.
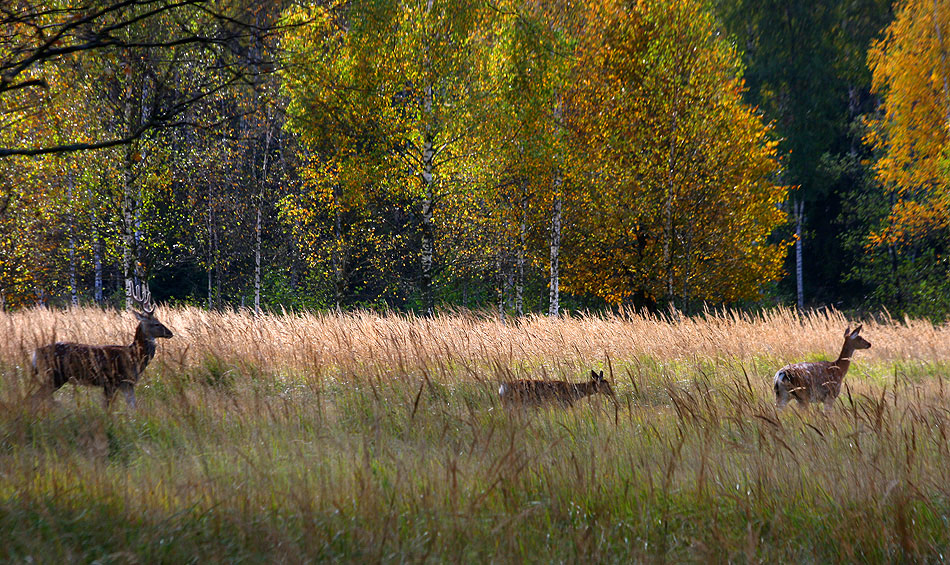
left=773, top=325, right=871, bottom=410
left=498, top=370, right=615, bottom=407
left=31, top=281, right=173, bottom=409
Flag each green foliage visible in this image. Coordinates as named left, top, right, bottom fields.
left=714, top=0, right=894, bottom=308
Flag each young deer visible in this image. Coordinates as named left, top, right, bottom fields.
left=773, top=325, right=871, bottom=409
left=31, top=281, right=173, bottom=409
left=499, top=370, right=614, bottom=407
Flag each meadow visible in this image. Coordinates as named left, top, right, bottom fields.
left=1, top=306, right=949, bottom=562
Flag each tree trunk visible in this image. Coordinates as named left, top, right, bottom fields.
left=663, top=88, right=681, bottom=302
left=497, top=249, right=506, bottom=323
left=133, top=78, right=148, bottom=286
left=332, top=182, right=344, bottom=310
left=207, top=204, right=213, bottom=310
left=214, top=224, right=221, bottom=308
left=682, top=230, right=692, bottom=312
left=421, top=180, right=435, bottom=316
left=549, top=187, right=562, bottom=318
left=121, top=66, right=149, bottom=310
left=254, top=204, right=261, bottom=315
left=549, top=99, right=563, bottom=318
left=122, top=75, right=135, bottom=310
left=664, top=150, right=677, bottom=300
left=122, top=144, right=137, bottom=310
left=420, top=85, right=436, bottom=316
left=65, top=166, right=78, bottom=307
left=254, top=126, right=273, bottom=317
left=92, top=219, right=103, bottom=304
left=516, top=194, right=526, bottom=317
left=795, top=199, right=805, bottom=310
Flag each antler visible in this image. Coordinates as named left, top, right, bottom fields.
left=126, top=279, right=154, bottom=314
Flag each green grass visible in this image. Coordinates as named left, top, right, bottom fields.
left=2, top=308, right=950, bottom=562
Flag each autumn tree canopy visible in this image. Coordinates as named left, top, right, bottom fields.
left=10, top=0, right=947, bottom=319
left=562, top=0, right=788, bottom=308
left=864, top=0, right=950, bottom=318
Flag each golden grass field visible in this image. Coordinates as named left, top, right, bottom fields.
left=1, top=306, right=949, bottom=561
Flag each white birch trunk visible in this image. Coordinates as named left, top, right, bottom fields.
left=549, top=188, right=562, bottom=318
left=516, top=195, right=526, bottom=317
left=122, top=146, right=136, bottom=310
left=122, top=74, right=135, bottom=310
left=549, top=99, right=563, bottom=318
left=121, top=68, right=149, bottom=310
left=421, top=172, right=435, bottom=316
left=420, top=85, right=436, bottom=316
left=133, top=77, right=149, bottom=285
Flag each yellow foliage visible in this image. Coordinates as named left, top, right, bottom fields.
left=867, top=0, right=950, bottom=248
left=562, top=0, right=789, bottom=306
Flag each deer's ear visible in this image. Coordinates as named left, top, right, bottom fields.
left=844, top=327, right=851, bottom=338
left=851, top=325, right=863, bottom=336
left=591, top=370, right=599, bottom=380
left=599, top=370, right=605, bottom=380
left=133, top=311, right=149, bottom=322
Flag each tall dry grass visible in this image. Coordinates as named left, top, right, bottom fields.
left=1, top=306, right=948, bottom=562
left=1, top=305, right=944, bottom=380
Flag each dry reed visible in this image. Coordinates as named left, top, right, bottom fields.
left=0, top=306, right=948, bottom=562
left=1, top=305, right=944, bottom=379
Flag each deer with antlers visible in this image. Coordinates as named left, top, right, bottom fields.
left=773, top=325, right=871, bottom=410
left=31, top=281, right=173, bottom=409
left=499, top=370, right=615, bottom=407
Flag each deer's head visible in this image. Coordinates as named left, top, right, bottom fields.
left=590, top=370, right=614, bottom=397
left=129, top=280, right=174, bottom=339
left=844, top=325, right=870, bottom=350
left=134, top=311, right=174, bottom=339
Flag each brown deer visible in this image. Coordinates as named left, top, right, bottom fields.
left=499, top=370, right=615, bottom=407
left=31, top=281, right=173, bottom=409
left=773, top=325, right=871, bottom=409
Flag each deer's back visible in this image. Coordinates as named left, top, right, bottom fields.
left=499, top=380, right=579, bottom=406
left=33, top=342, right=134, bottom=388
left=775, top=361, right=843, bottom=402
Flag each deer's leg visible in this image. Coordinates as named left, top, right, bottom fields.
left=102, top=385, right=119, bottom=409
left=29, top=381, right=58, bottom=408
left=119, top=383, right=136, bottom=410
left=28, top=367, right=64, bottom=409
left=29, top=362, right=55, bottom=398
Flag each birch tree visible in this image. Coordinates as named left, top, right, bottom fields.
left=565, top=0, right=788, bottom=308
left=282, top=0, right=497, bottom=315
left=486, top=0, right=579, bottom=317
